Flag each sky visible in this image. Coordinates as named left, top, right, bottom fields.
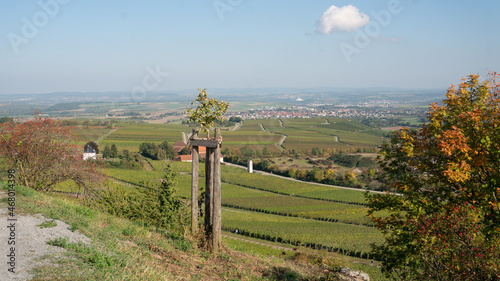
left=0, top=0, right=499, bottom=95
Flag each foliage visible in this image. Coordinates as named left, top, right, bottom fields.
left=368, top=73, right=500, bottom=280
left=179, top=147, right=191, bottom=155
left=102, top=145, right=111, bottom=158
left=84, top=141, right=99, bottom=154
left=103, top=153, right=144, bottom=170
left=97, top=164, right=183, bottom=230
left=0, top=116, right=13, bottom=124
left=102, top=143, right=120, bottom=158
left=372, top=203, right=499, bottom=280
left=328, top=154, right=360, bottom=168
left=139, top=141, right=175, bottom=160
left=110, top=144, right=118, bottom=158
left=0, top=115, right=103, bottom=193
left=185, top=89, right=229, bottom=136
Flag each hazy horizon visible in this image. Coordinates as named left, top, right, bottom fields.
left=1, top=0, right=499, bottom=95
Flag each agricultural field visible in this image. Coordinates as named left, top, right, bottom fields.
left=221, top=183, right=374, bottom=225
left=222, top=119, right=282, bottom=147
left=74, top=126, right=113, bottom=147
left=82, top=117, right=386, bottom=155
left=220, top=165, right=367, bottom=204
left=222, top=208, right=383, bottom=256
left=218, top=117, right=386, bottom=152
left=99, top=123, right=191, bottom=152
left=103, top=164, right=382, bottom=257
left=274, top=118, right=386, bottom=151
left=106, top=163, right=374, bottom=224
left=68, top=118, right=387, bottom=263
left=109, top=162, right=368, bottom=204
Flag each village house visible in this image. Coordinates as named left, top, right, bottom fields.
left=83, top=146, right=97, bottom=160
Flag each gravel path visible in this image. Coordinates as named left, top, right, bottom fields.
left=0, top=190, right=91, bottom=281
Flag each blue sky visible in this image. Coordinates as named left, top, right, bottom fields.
left=1, top=0, right=499, bottom=95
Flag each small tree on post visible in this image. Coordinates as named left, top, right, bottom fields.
left=186, top=89, right=228, bottom=251
left=186, top=89, right=229, bottom=138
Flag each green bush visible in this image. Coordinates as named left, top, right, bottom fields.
left=95, top=163, right=182, bottom=230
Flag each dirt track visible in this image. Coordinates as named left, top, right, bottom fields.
left=0, top=190, right=91, bottom=281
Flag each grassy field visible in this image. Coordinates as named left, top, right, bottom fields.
left=56, top=166, right=381, bottom=258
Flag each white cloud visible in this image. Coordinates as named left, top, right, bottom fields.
left=317, top=5, right=370, bottom=34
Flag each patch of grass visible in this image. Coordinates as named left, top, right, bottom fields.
left=70, top=220, right=89, bottom=231
left=169, top=232, right=192, bottom=252
left=15, top=185, right=36, bottom=197
left=37, top=219, right=57, bottom=229
left=223, top=235, right=295, bottom=259
left=47, top=237, right=69, bottom=247
left=265, top=266, right=301, bottom=281
left=47, top=237, right=118, bottom=269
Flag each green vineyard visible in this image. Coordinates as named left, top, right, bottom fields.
left=221, top=208, right=383, bottom=258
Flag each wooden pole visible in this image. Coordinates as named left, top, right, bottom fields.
left=190, top=129, right=199, bottom=234
left=212, top=128, right=222, bottom=251
left=205, top=146, right=214, bottom=246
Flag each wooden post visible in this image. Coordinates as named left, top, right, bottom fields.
left=212, top=128, right=222, bottom=251
left=190, top=129, right=199, bottom=234
left=205, top=146, right=214, bottom=245
left=189, top=129, right=222, bottom=251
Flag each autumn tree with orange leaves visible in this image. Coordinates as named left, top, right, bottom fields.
left=368, top=73, right=500, bottom=280
left=0, top=116, right=104, bottom=194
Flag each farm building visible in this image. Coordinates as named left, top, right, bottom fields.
left=173, top=141, right=188, bottom=154
left=173, top=141, right=208, bottom=161
left=83, top=146, right=97, bottom=160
